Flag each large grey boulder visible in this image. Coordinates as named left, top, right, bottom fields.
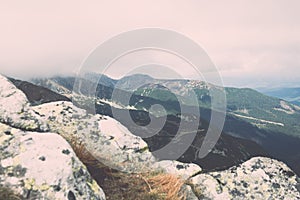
left=0, top=122, right=105, bottom=200
left=0, top=74, right=48, bottom=131
left=190, top=157, right=300, bottom=199
left=32, top=101, right=156, bottom=173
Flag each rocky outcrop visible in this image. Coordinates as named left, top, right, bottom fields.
left=0, top=75, right=48, bottom=132
left=0, top=74, right=105, bottom=199
left=32, top=101, right=157, bottom=173
left=190, top=157, right=300, bottom=199
left=0, top=123, right=105, bottom=200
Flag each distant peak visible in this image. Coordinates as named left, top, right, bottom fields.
left=121, top=74, right=154, bottom=80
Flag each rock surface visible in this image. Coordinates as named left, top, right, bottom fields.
left=190, top=157, right=300, bottom=199
left=0, top=75, right=48, bottom=131
left=154, top=160, right=201, bottom=180
left=32, top=101, right=156, bottom=173
left=0, top=74, right=105, bottom=199
left=0, top=123, right=105, bottom=200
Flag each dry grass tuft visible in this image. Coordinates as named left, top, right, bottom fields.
left=0, top=186, right=22, bottom=200
left=145, top=173, right=186, bottom=200
left=67, top=136, right=187, bottom=200
left=68, top=137, right=100, bottom=166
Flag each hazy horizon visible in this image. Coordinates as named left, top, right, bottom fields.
left=1, top=1, right=300, bottom=88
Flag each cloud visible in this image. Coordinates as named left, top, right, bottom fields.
left=0, top=0, right=299, bottom=87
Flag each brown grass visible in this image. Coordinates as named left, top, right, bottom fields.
left=68, top=137, right=98, bottom=165
left=145, top=173, right=186, bottom=200
left=68, top=136, right=187, bottom=200
left=0, top=186, right=22, bottom=200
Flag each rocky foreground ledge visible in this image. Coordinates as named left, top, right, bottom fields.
left=191, top=157, right=300, bottom=199
left=0, top=74, right=300, bottom=199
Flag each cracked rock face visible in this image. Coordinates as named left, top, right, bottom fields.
left=190, top=157, right=300, bottom=199
left=0, top=123, right=105, bottom=200
left=0, top=75, right=48, bottom=132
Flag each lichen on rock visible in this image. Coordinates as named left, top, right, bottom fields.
left=0, top=74, right=48, bottom=132
left=32, top=101, right=156, bottom=173
left=190, top=157, right=300, bottom=199
left=0, top=123, right=105, bottom=200
left=154, top=160, right=202, bottom=181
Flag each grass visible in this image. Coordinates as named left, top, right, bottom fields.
left=68, top=137, right=99, bottom=166
left=68, top=137, right=187, bottom=200
left=0, top=126, right=189, bottom=200
left=146, top=173, right=186, bottom=200
left=86, top=166, right=186, bottom=200
left=0, top=186, right=22, bottom=200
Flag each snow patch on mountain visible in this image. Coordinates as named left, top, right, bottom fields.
left=231, top=112, right=284, bottom=127
left=274, top=100, right=296, bottom=114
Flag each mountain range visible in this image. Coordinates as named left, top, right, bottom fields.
left=29, top=73, right=300, bottom=176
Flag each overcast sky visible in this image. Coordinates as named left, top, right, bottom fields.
left=0, top=0, right=299, bottom=88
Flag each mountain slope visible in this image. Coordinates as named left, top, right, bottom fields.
left=118, top=75, right=300, bottom=138
left=259, top=87, right=300, bottom=106
left=9, top=77, right=70, bottom=105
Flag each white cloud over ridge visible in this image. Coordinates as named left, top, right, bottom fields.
left=0, top=0, right=299, bottom=87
